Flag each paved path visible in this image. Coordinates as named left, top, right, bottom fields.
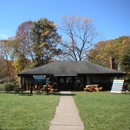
left=49, top=91, right=84, bottom=130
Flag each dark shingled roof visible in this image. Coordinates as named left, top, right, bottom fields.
left=18, top=61, right=125, bottom=76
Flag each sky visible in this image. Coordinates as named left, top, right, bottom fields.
left=0, top=0, right=130, bottom=42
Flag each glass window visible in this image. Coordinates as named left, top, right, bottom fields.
left=66, top=77, right=72, bottom=83
left=101, top=76, right=110, bottom=83
left=110, top=76, right=115, bottom=83
left=91, top=76, right=100, bottom=83
left=75, top=77, right=84, bottom=83
left=60, top=78, right=64, bottom=83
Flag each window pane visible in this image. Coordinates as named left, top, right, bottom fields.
left=91, top=76, right=100, bottom=83
left=60, top=78, right=64, bottom=83
left=75, top=77, right=84, bottom=83
left=110, top=76, right=115, bottom=83
left=101, top=76, right=109, bottom=83
left=66, top=77, right=72, bottom=83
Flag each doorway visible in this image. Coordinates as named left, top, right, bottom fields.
left=57, top=76, right=86, bottom=91
left=57, top=77, right=75, bottom=91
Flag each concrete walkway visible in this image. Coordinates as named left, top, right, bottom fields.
left=49, top=91, right=84, bottom=130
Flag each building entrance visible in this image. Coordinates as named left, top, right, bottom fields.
left=57, top=76, right=85, bottom=91
left=57, top=77, right=75, bottom=91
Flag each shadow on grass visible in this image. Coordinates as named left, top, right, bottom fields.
left=49, top=92, right=61, bottom=96
left=0, top=91, right=33, bottom=96
left=47, top=92, right=76, bottom=96
left=60, top=92, right=76, bottom=96
left=0, top=91, right=77, bottom=96
left=0, top=91, right=15, bottom=94
left=18, top=93, right=33, bottom=96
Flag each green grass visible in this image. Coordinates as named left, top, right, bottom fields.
left=0, top=92, right=60, bottom=130
left=73, top=92, right=130, bottom=130
left=1, top=91, right=130, bottom=130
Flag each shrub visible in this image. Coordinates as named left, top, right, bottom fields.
left=2, top=82, right=16, bottom=91
left=0, top=84, right=3, bottom=91
left=127, top=84, right=130, bottom=91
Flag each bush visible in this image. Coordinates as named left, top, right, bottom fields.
left=2, top=82, right=16, bottom=91
left=127, top=84, right=130, bottom=91
left=0, top=84, right=3, bottom=91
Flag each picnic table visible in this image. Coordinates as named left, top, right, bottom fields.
left=84, top=84, right=103, bottom=92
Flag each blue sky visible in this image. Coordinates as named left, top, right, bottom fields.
left=0, top=0, right=130, bottom=41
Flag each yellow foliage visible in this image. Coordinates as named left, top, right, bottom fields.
left=42, top=30, right=51, bottom=36
left=39, top=42, right=46, bottom=48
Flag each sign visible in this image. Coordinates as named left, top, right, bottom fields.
left=111, top=79, right=124, bottom=93
left=33, top=75, right=46, bottom=82
left=46, top=78, right=50, bottom=85
left=54, top=74, right=77, bottom=76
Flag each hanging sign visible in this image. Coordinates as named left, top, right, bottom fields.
left=111, top=79, right=124, bottom=93
left=33, top=75, right=46, bottom=82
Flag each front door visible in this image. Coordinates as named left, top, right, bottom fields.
left=75, top=76, right=85, bottom=91
left=57, top=77, right=75, bottom=91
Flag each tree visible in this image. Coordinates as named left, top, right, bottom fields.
left=31, top=18, right=61, bottom=66
left=7, top=21, right=34, bottom=73
left=88, top=40, right=116, bottom=68
left=0, top=40, right=15, bottom=81
left=7, top=21, right=33, bottom=61
left=88, top=36, right=130, bottom=70
left=12, top=54, right=28, bottom=73
left=121, top=54, right=130, bottom=72
left=59, top=14, right=100, bottom=61
left=0, top=57, right=7, bottom=79
left=15, top=21, right=34, bottom=61
left=120, top=37, right=130, bottom=90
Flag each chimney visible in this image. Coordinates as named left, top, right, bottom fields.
left=110, top=57, right=115, bottom=69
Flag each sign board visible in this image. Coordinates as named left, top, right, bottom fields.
left=111, top=79, right=124, bottom=93
left=33, top=75, right=46, bottom=82
left=46, top=78, right=50, bottom=85
left=54, top=74, right=77, bottom=76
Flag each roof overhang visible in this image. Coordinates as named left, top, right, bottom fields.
left=54, top=74, right=77, bottom=76
left=17, top=61, right=126, bottom=77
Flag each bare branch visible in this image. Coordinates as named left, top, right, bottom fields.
left=59, top=14, right=101, bottom=61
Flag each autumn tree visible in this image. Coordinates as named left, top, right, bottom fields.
left=120, top=37, right=130, bottom=72
left=7, top=21, right=33, bottom=73
left=88, top=36, right=130, bottom=70
left=59, top=14, right=100, bottom=61
left=7, top=21, right=33, bottom=60
left=12, top=54, right=27, bottom=73
left=121, top=53, right=130, bottom=72
left=15, top=21, right=34, bottom=61
left=0, top=41, right=6, bottom=78
left=31, top=18, right=61, bottom=66
left=0, top=40, right=15, bottom=81
left=88, top=40, right=116, bottom=68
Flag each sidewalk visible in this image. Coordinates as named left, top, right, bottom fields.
left=49, top=91, right=84, bottom=130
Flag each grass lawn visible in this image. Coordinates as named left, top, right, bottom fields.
left=0, top=92, right=60, bottom=130
left=73, top=92, right=130, bottom=130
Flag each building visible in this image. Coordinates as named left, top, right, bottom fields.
left=18, top=61, right=126, bottom=91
